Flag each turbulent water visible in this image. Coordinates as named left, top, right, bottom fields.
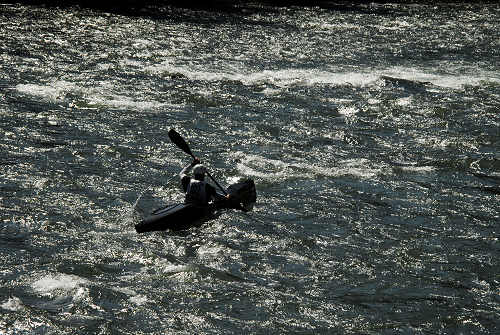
left=1, top=2, right=499, bottom=334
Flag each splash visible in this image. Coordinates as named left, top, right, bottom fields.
left=15, top=81, right=77, bottom=102
left=236, top=154, right=382, bottom=181
left=129, top=295, right=148, bottom=306
left=146, top=60, right=499, bottom=90
left=380, top=67, right=500, bottom=89
left=1, top=297, right=24, bottom=312
left=32, top=274, right=87, bottom=294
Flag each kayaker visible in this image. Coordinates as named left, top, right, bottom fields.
left=180, top=157, right=217, bottom=206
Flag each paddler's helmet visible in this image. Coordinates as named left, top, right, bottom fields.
left=193, top=164, right=207, bottom=179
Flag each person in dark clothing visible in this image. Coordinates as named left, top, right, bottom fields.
left=180, top=158, right=217, bottom=206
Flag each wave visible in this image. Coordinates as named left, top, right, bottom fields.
left=146, top=62, right=500, bottom=90
left=0, top=297, right=24, bottom=312
left=13, top=67, right=498, bottom=113
left=376, top=67, right=500, bottom=90
left=14, top=81, right=170, bottom=111
left=236, top=154, right=384, bottom=181
left=147, top=62, right=379, bottom=87
left=15, top=81, right=78, bottom=103
left=32, top=274, right=88, bottom=294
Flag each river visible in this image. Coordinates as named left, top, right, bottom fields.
left=1, top=2, right=499, bottom=334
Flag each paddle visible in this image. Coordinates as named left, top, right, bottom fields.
left=168, top=129, right=228, bottom=196
left=168, top=128, right=195, bottom=159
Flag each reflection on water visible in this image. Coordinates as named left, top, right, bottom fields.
left=1, top=2, right=499, bottom=334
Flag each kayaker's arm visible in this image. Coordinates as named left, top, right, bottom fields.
left=180, top=158, right=200, bottom=191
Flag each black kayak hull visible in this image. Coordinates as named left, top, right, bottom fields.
left=135, top=203, right=214, bottom=233
left=135, top=179, right=256, bottom=233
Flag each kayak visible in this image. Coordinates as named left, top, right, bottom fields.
left=135, top=179, right=256, bottom=233
left=135, top=203, right=217, bottom=233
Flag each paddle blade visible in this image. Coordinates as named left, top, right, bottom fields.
left=168, top=129, right=194, bottom=158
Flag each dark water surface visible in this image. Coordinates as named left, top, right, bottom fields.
left=1, top=2, right=499, bottom=334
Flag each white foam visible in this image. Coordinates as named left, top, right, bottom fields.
left=15, top=79, right=168, bottom=111
left=131, top=38, right=154, bottom=48
left=86, top=94, right=167, bottom=111
left=1, top=297, right=24, bottom=312
left=73, top=287, right=89, bottom=302
left=338, top=106, right=359, bottom=117
left=367, top=98, right=381, bottom=105
left=15, top=81, right=76, bottom=102
left=262, top=87, right=281, bottom=96
left=340, top=158, right=383, bottom=179
left=399, top=165, right=435, bottom=173
left=236, top=154, right=382, bottom=181
left=146, top=61, right=378, bottom=88
left=162, top=264, right=195, bottom=274
left=111, top=287, right=148, bottom=305
left=33, top=177, right=49, bottom=189
left=32, top=274, right=87, bottom=294
left=120, top=58, right=144, bottom=68
left=337, top=105, right=360, bottom=125
left=236, top=155, right=288, bottom=179
left=329, top=98, right=355, bottom=104
left=129, top=295, right=148, bottom=306
left=146, top=61, right=500, bottom=90
left=415, top=136, right=451, bottom=149
left=396, top=96, right=413, bottom=106
left=381, top=66, right=500, bottom=89
left=241, top=69, right=377, bottom=88
left=197, top=244, right=223, bottom=257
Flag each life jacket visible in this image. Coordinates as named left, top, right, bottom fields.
left=185, top=179, right=208, bottom=206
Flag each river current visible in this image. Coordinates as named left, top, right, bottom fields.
left=1, top=2, right=499, bottom=334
